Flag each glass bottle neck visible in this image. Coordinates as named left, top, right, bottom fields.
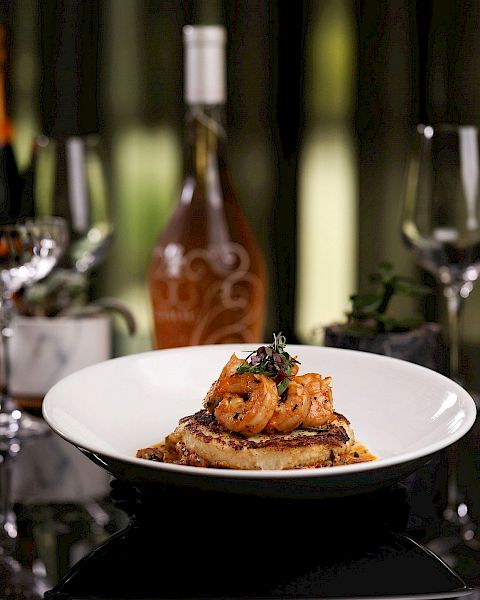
left=0, top=26, right=13, bottom=145
left=184, top=104, right=226, bottom=180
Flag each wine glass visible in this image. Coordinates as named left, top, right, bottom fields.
left=0, top=217, right=68, bottom=598
left=402, top=123, right=480, bottom=561
left=30, top=134, right=113, bottom=275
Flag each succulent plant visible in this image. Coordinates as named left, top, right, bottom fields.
left=15, top=268, right=136, bottom=335
left=345, top=262, right=431, bottom=334
left=16, top=269, right=89, bottom=317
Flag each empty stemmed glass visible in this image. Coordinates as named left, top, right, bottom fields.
left=402, top=123, right=480, bottom=563
left=0, top=217, right=68, bottom=598
left=32, top=134, right=113, bottom=275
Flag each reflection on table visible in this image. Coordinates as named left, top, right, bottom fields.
left=7, top=407, right=480, bottom=599
left=44, top=480, right=470, bottom=599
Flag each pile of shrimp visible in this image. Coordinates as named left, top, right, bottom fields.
left=203, top=354, right=334, bottom=437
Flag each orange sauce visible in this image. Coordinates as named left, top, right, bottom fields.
left=343, top=441, right=377, bottom=464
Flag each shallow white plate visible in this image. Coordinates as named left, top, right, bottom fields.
left=42, top=344, right=477, bottom=499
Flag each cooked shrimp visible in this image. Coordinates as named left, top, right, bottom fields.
left=264, top=379, right=311, bottom=434
left=220, top=353, right=247, bottom=378
left=293, top=373, right=334, bottom=428
left=290, top=360, right=299, bottom=376
left=214, top=374, right=278, bottom=436
left=203, top=354, right=246, bottom=412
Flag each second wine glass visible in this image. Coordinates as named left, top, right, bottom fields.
left=403, top=123, right=480, bottom=382
left=402, top=122, right=480, bottom=559
left=29, top=134, right=113, bottom=274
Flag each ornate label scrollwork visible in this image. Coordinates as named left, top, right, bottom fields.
left=152, top=241, right=264, bottom=343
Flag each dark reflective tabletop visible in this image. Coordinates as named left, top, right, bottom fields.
left=44, top=476, right=472, bottom=600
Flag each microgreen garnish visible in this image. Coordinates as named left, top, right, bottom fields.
left=236, top=332, right=299, bottom=395
left=276, top=378, right=290, bottom=396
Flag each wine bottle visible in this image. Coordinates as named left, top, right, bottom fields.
left=17, top=137, right=37, bottom=220
left=148, top=25, right=267, bottom=348
left=0, top=23, right=22, bottom=224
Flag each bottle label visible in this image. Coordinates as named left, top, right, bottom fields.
left=151, top=241, right=265, bottom=345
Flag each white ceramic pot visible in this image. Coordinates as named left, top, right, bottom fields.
left=9, top=315, right=112, bottom=397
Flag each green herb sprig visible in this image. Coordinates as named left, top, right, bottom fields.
left=236, top=332, right=299, bottom=395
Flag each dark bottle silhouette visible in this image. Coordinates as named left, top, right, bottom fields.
left=0, top=23, right=26, bottom=224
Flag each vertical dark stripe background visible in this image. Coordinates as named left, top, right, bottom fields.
left=17, top=0, right=480, bottom=370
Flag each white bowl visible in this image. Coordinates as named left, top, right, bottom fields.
left=42, top=344, right=477, bottom=499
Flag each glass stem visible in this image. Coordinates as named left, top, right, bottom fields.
left=0, top=291, right=15, bottom=415
left=444, top=442, right=460, bottom=520
left=444, top=285, right=462, bottom=384
left=0, top=289, right=19, bottom=557
left=443, top=285, right=464, bottom=518
left=0, top=445, right=18, bottom=557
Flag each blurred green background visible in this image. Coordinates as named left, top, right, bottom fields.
left=5, top=0, right=480, bottom=387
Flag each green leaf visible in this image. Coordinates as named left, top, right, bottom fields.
left=370, top=262, right=394, bottom=285
left=393, top=279, right=431, bottom=297
left=379, top=262, right=394, bottom=276
left=350, top=293, right=383, bottom=311
left=277, top=378, right=290, bottom=396
left=343, top=262, right=430, bottom=333
left=236, top=364, right=270, bottom=376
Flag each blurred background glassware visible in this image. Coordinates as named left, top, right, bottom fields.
left=0, top=216, right=68, bottom=599
left=0, top=218, right=69, bottom=432
left=30, top=134, right=113, bottom=276
left=11, top=133, right=135, bottom=413
left=11, top=133, right=116, bottom=387
left=402, top=123, right=480, bottom=559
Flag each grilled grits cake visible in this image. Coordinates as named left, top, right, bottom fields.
left=137, top=409, right=357, bottom=470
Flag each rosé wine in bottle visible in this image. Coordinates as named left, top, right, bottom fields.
left=148, top=26, right=267, bottom=348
